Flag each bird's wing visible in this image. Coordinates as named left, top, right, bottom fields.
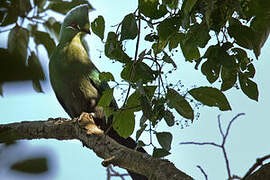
left=87, top=67, right=118, bottom=109
left=81, top=36, right=118, bottom=110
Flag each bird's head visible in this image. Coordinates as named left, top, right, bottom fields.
left=59, top=4, right=91, bottom=44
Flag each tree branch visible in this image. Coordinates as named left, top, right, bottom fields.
left=243, top=155, right=270, bottom=180
left=0, top=114, right=193, bottom=180
left=180, top=113, right=245, bottom=179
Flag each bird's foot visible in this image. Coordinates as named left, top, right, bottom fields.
left=78, top=112, right=103, bottom=134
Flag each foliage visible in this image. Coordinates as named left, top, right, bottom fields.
left=1, top=0, right=270, bottom=157
left=11, top=157, right=48, bottom=174
left=0, top=0, right=93, bottom=94
left=0, top=142, right=49, bottom=175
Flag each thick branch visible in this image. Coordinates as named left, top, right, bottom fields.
left=0, top=116, right=193, bottom=180
left=244, top=162, right=270, bottom=180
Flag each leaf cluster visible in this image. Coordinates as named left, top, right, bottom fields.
left=0, top=0, right=93, bottom=94
left=91, top=0, right=269, bottom=157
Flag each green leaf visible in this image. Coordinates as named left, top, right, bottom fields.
left=239, top=73, right=259, bottom=101
left=143, top=86, right=157, bottom=99
left=152, top=39, right=169, bottom=55
left=91, top=15, right=105, bottom=40
left=140, top=95, right=152, bottom=119
left=99, top=72, right=114, bottom=82
left=152, top=148, right=171, bottom=158
left=47, top=0, right=93, bottom=14
left=43, top=17, right=61, bottom=40
left=113, top=110, right=135, bottom=138
left=136, top=124, right=147, bottom=141
left=0, top=48, right=31, bottom=82
left=140, top=115, right=148, bottom=127
left=231, top=47, right=251, bottom=70
left=28, top=52, right=45, bottom=93
left=121, top=62, right=156, bottom=83
left=11, top=157, right=48, bottom=174
left=156, top=132, right=172, bottom=151
left=97, top=89, right=114, bottom=117
left=138, top=0, right=168, bottom=19
left=8, top=26, right=29, bottom=61
left=158, top=18, right=179, bottom=41
left=32, top=79, right=43, bottom=93
left=206, top=3, right=229, bottom=32
left=189, top=86, right=231, bottom=111
left=168, top=33, right=184, bottom=51
left=98, top=88, right=114, bottom=107
left=187, top=23, right=210, bottom=48
left=201, top=44, right=235, bottom=84
left=242, top=0, right=270, bottom=19
left=18, top=0, right=31, bottom=16
left=162, top=0, right=178, bottom=9
left=28, top=52, right=45, bottom=80
left=151, top=99, right=165, bottom=126
left=250, top=16, right=270, bottom=58
left=125, top=86, right=157, bottom=113
left=221, top=67, right=237, bottom=91
left=1, top=0, right=31, bottom=25
left=166, top=88, right=194, bottom=120
left=201, top=60, right=220, bottom=83
left=182, top=0, right=198, bottom=13
left=164, top=110, right=175, bottom=126
left=180, top=36, right=200, bottom=61
left=105, top=32, right=131, bottom=63
left=228, top=18, right=255, bottom=50
left=121, top=14, right=138, bottom=41
left=246, top=63, right=255, bottom=78
left=163, top=52, right=177, bottom=68
left=126, top=91, right=141, bottom=112
left=32, top=29, right=56, bottom=57
left=144, top=33, right=157, bottom=42
left=1, top=11, right=18, bottom=26
left=34, top=0, right=46, bottom=9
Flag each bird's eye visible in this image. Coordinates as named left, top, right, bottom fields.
left=68, top=22, right=80, bottom=30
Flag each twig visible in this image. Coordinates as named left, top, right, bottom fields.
left=138, top=15, right=164, bottom=26
left=107, top=165, right=128, bottom=180
left=180, top=141, right=221, bottom=148
left=180, top=113, right=245, bottom=180
left=223, top=113, right=245, bottom=141
left=218, top=115, right=225, bottom=138
left=196, top=165, right=208, bottom=180
left=123, top=10, right=142, bottom=106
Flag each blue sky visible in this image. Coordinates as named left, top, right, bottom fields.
left=1, top=1, right=270, bottom=179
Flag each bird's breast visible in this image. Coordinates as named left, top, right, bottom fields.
left=65, top=34, right=89, bottom=64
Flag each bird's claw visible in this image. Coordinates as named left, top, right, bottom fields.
left=78, top=112, right=103, bottom=134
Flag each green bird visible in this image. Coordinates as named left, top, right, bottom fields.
left=49, top=5, right=147, bottom=180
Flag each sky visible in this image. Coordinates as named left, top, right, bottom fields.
left=1, top=1, right=270, bottom=180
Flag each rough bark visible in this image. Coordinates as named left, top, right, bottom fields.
left=1, top=114, right=269, bottom=180
left=0, top=113, right=193, bottom=180
left=244, top=162, right=270, bottom=180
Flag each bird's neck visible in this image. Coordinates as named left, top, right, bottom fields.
left=59, top=32, right=90, bottom=65
left=52, top=32, right=95, bottom=78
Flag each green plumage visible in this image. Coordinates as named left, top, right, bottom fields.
left=49, top=5, right=147, bottom=180
left=50, top=5, right=113, bottom=125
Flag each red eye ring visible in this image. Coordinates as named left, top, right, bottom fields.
left=69, top=22, right=80, bottom=30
